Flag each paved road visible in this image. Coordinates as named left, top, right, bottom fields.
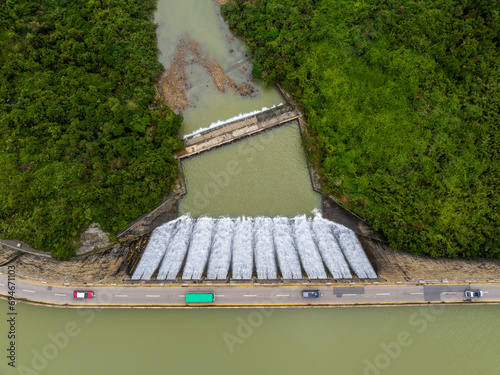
left=1, top=276, right=499, bottom=307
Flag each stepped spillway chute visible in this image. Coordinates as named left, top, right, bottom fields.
left=157, top=217, right=193, bottom=280
left=131, top=220, right=177, bottom=280
left=273, top=217, right=302, bottom=279
left=311, top=216, right=352, bottom=279
left=132, top=216, right=376, bottom=281
left=207, top=218, right=234, bottom=279
left=231, top=218, right=254, bottom=279
left=254, top=217, right=277, bottom=280
left=182, top=217, right=214, bottom=280
left=293, top=216, right=327, bottom=279
left=331, top=223, right=377, bottom=279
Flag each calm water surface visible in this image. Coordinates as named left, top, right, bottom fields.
left=2, top=300, right=498, bottom=375
left=179, top=123, right=321, bottom=217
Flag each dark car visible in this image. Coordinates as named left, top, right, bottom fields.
left=302, top=290, right=321, bottom=298
left=464, top=290, right=483, bottom=298
left=73, top=291, right=94, bottom=299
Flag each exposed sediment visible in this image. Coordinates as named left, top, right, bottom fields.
left=158, top=38, right=254, bottom=113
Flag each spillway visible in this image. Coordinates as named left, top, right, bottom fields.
left=231, top=218, right=254, bottom=279
left=131, top=215, right=376, bottom=281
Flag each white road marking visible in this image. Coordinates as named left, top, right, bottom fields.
left=276, top=294, right=289, bottom=297
left=179, top=295, right=185, bottom=297
left=376, top=293, right=390, bottom=296
left=244, top=295, right=257, bottom=297
left=343, top=294, right=357, bottom=296
left=215, top=295, right=225, bottom=297
left=442, top=292, right=456, bottom=295
left=483, top=291, right=489, bottom=294
left=0, top=283, right=5, bottom=286
left=23, top=289, right=35, bottom=293
left=145, top=295, right=160, bottom=298
left=54, top=293, right=66, bottom=297
left=410, top=292, right=424, bottom=295
left=115, top=295, right=128, bottom=297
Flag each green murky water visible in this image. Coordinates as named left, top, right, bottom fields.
left=179, top=123, right=321, bottom=217
left=1, top=300, right=498, bottom=375
left=155, top=0, right=283, bottom=137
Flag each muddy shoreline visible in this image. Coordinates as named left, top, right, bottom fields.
left=157, top=37, right=254, bottom=113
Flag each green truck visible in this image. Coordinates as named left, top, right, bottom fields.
left=185, top=293, right=214, bottom=304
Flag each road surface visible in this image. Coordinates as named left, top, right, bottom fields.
left=1, top=276, right=499, bottom=307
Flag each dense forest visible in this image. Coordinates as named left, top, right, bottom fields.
left=0, top=0, right=182, bottom=259
left=222, top=0, right=500, bottom=258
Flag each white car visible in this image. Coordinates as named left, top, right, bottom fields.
left=464, top=290, right=483, bottom=298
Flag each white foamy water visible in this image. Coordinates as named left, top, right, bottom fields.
left=231, top=218, right=254, bottom=279
left=156, top=217, right=193, bottom=280
left=293, top=216, right=327, bottom=279
left=182, top=218, right=214, bottom=280
left=273, top=217, right=302, bottom=279
left=331, top=223, right=377, bottom=279
left=311, top=216, right=352, bottom=278
left=132, top=216, right=376, bottom=281
left=182, top=104, right=284, bottom=140
left=207, top=218, right=234, bottom=279
left=254, top=217, right=277, bottom=279
left=131, top=221, right=177, bottom=280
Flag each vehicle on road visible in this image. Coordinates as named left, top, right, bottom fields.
left=73, top=291, right=94, bottom=299
left=185, top=293, right=214, bottom=303
left=464, top=290, right=483, bottom=298
left=302, top=290, right=321, bottom=298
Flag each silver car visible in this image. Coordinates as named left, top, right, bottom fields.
left=464, top=290, right=483, bottom=298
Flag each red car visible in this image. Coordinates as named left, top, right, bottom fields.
left=73, top=291, right=94, bottom=299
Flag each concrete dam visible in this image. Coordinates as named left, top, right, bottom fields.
left=131, top=215, right=376, bottom=281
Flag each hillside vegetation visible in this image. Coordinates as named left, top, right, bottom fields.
left=0, top=0, right=182, bottom=259
left=222, top=0, right=500, bottom=258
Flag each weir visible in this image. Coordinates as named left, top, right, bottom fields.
left=176, top=105, right=298, bottom=159
left=131, top=215, right=377, bottom=281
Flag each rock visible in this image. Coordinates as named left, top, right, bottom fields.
left=77, top=223, right=111, bottom=255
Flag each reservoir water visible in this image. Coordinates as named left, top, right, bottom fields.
left=179, top=123, right=321, bottom=217
left=1, top=300, right=498, bottom=375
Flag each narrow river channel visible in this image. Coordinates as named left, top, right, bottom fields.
left=155, top=0, right=283, bottom=137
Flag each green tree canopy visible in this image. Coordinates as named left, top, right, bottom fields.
left=0, top=0, right=182, bottom=259
left=223, top=0, right=500, bottom=258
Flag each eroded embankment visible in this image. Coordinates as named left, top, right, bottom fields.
left=1, top=236, right=500, bottom=285
left=0, top=236, right=150, bottom=285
